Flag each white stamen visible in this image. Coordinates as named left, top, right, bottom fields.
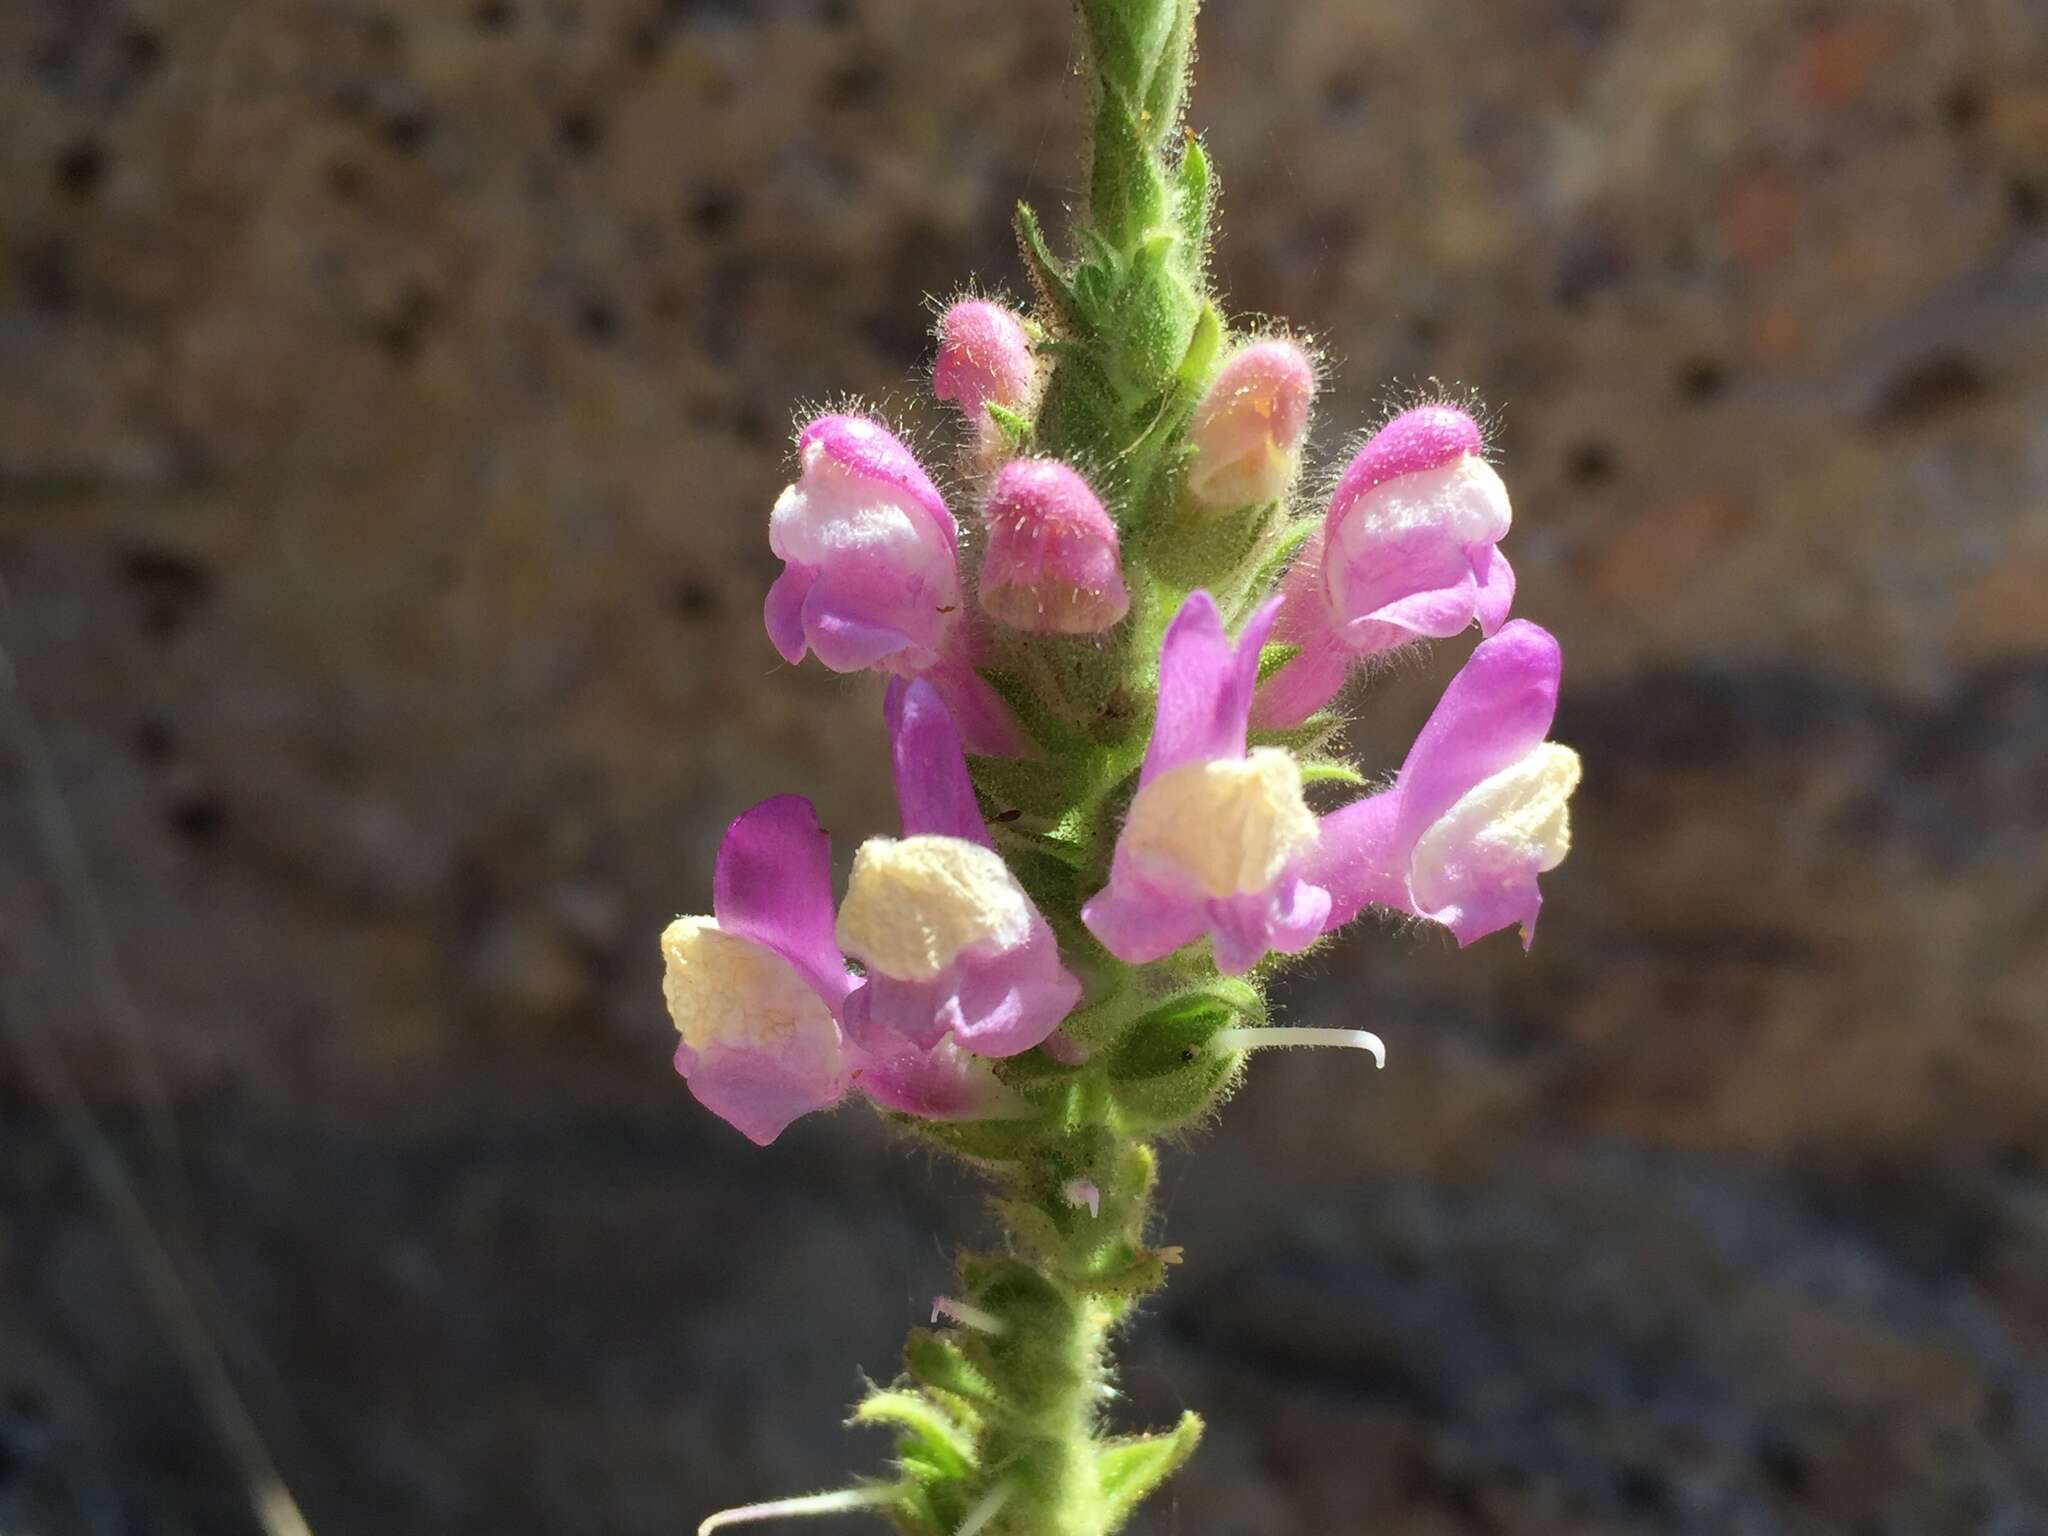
left=930, top=1296, right=1007, bottom=1335
left=955, top=1483, right=1014, bottom=1536
left=1213, top=1026, right=1386, bottom=1069
left=698, top=1486, right=900, bottom=1535
left=1064, top=1178, right=1101, bottom=1218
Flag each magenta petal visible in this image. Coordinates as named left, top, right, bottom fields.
left=845, top=973, right=957, bottom=1053
left=1251, top=635, right=1351, bottom=731
left=1330, top=405, right=1484, bottom=508
left=847, top=920, right=1078, bottom=1059
left=855, top=1038, right=1007, bottom=1121
left=1330, top=521, right=1480, bottom=646
left=1351, top=574, right=1484, bottom=643
left=1473, top=545, right=1516, bottom=636
left=1435, top=871, right=1545, bottom=952
left=764, top=564, right=815, bottom=665
left=1302, top=789, right=1410, bottom=931
left=800, top=577, right=920, bottom=673
left=888, top=679, right=993, bottom=847
left=1208, top=877, right=1330, bottom=975
left=800, top=414, right=955, bottom=554
left=1392, top=620, right=1562, bottom=852
left=922, top=656, right=1028, bottom=758
left=1251, top=533, right=1349, bottom=730
left=712, top=796, right=856, bottom=1009
left=1142, top=592, right=1282, bottom=784
left=947, top=925, right=1082, bottom=1056
left=673, top=1036, right=844, bottom=1147
left=1080, top=868, right=1209, bottom=965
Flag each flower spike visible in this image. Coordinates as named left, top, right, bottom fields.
left=665, top=5, right=1583, bottom=1527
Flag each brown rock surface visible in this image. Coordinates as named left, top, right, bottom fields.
left=3, top=1, right=2046, bottom=1532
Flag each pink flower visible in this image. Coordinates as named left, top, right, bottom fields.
left=933, top=300, right=1038, bottom=450
left=661, top=796, right=856, bottom=1146
left=765, top=413, right=961, bottom=675
left=978, top=459, right=1130, bottom=635
left=764, top=412, right=1023, bottom=755
left=1307, top=620, right=1581, bottom=950
left=1184, top=340, right=1315, bottom=512
left=838, top=680, right=1082, bottom=1055
left=661, top=796, right=1016, bottom=1145
left=1080, top=592, right=1333, bottom=975
left=1254, top=404, right=1516, bottom=729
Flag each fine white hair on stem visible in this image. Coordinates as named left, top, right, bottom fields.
left=697, top=1486, right=901, bottom=1535
left=931, top=1296, right=1008, bottom=1334
left=1213, top=1026, right=1386, bottom=1069
left=955, top=1482, right=1015, bottom=1536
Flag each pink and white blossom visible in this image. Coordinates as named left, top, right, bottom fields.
left=1081, top=592, right=1333, bottom=975
left=1184, top=340, right=1316, bottom=513
left=978, top=459, right=1130, bottom=635
left=1308, top=620, right=1580, bottom=949
left=764, top=412, right=1022, bottom=755
left=837, top=680, right=1082, bottom=1056
left=1255, top=404, right=1516, bottom=729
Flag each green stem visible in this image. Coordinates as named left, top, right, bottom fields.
left=946, top=1124, right=1164, bottom=1535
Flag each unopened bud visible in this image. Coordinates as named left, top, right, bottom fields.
left=934, top=300, right=1038, bottom=447
left=1185, top=339, right=1315, bottom=512
left=978, top=459, right=1130, bottom=635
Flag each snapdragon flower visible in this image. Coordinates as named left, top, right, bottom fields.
left=765, top=412, right=1021, bottom=754
left=838, top=679, right=1082, bottom=1055
left=1311, top=620, right=1581, bottom=948
left=1256, top=404, right=1516, bottom=729
left=1082, top=592, right=1333, bottom=974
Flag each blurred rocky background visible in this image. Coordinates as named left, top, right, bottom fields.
left=3, top=0, right=2046, bottom=1531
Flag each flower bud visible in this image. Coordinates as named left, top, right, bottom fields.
left=1184, top=339, right=1315, bottom=512
left=765, top=413, right=962, bottom=675
left=978, top=459, right=1130, bottom=635
left=933, top=300, right=1038, bottom=446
